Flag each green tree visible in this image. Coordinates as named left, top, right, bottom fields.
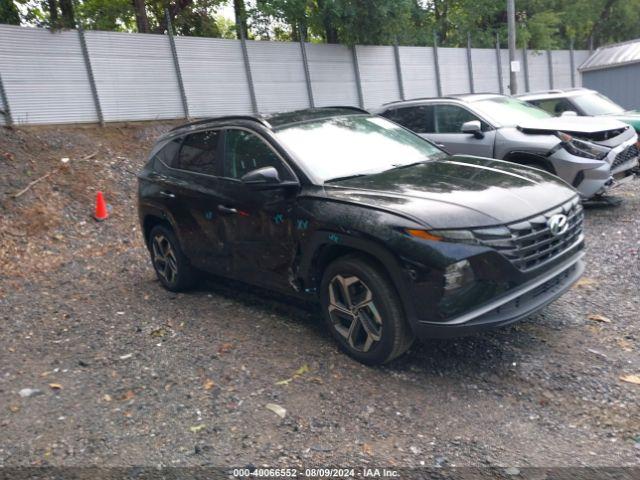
left=214, top=13, right=236, bottom=38
left=0, top=0, right=21, bottom=25
left=331, top=0, right=414, bottom=45
left=76, top=0, right=135, bottom=31
left=6, top=0, right=640, bottom=48
left=253, top=0, right=310, bottom=40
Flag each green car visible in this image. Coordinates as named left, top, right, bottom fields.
left=518, top=88, right=640, bottom=133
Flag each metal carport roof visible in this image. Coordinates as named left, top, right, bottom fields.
left=579, top=39, right=640, bottom=72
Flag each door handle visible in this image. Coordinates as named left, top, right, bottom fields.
left=435, top=143, right=446, bottom=148
left=217, top=205, right=237, bottom=215
left=159, top=191, right=175, bottom=198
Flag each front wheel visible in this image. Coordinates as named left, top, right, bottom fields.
left=320, top=255, right=414, bottom=365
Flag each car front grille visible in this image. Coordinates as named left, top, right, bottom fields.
left=471, top=198, right=584, bottom=272
left=612, top=144, right=639, bottom=170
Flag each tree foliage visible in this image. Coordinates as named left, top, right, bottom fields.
left=6, top=0, right=640, bottom=48
left=0, top=0, right=21, bottom=24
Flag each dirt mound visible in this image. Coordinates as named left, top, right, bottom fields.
left=0, top=122, right=179, bottom=290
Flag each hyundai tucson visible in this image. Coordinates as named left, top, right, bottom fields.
left=138, top=107, right=585, bottom=365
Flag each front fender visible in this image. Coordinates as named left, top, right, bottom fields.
left=297, top=229, right=420, bottom=327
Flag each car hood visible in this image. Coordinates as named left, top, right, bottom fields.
left=517, top=115, right=630, bottom=139
left=607, top=111, right=640, bottom=131
left=323, top=155, right=576, bottom=229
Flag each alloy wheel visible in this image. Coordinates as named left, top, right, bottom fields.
left=327, top=274, right=383, bottom=352
left=151, top=234, right=178, bottom=285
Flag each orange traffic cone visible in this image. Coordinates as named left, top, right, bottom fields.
left=94, top=191, right=109, bottom=221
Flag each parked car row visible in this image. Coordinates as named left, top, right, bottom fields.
left=377, top=93, right=639, bottom=199
left=138, top=88, right=638, bottom=365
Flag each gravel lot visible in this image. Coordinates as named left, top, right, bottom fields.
left=1, top=124, right=639, bottom=472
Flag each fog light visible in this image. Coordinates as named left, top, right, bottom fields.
left=444, top=260, right=474, bottom=292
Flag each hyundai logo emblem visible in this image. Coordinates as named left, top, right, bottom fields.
left=548, top=214, right=569, bottom=236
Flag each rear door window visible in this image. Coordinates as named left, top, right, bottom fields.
left=177, top=130, right=221, bottom=175
left=384, top=106, right=435, bottom=133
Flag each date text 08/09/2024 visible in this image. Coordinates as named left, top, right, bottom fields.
left=232, top=467, right=400, bottom=478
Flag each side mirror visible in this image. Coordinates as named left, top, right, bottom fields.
left=561, top=110, right=578, bottom=117
left=240, top=166, right=281, bottom=185
left=461, top=120, right=484, bottom=139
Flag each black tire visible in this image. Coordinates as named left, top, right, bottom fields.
left=148, top=224, right=198, bottom=292
left=320, top=254, right=414, bottom=365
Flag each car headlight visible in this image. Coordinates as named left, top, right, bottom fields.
left=444, top=259, right=475, bottom=292
left=556, top=132, right=608, bottom=160
left=404, top=230, right=477, bottom=292
left=405, top=228, right=480, bottom=245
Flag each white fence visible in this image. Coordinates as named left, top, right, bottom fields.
left=0, top=24, right=590, bottom=126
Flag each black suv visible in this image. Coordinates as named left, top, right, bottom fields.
left=138, top=107, right=585, bottom=364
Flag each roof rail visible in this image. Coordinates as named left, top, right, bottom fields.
left=170, top=115, right=272, bottom=132
left=382, top=93, right=504, bottom=106
left=529, top=89, right=565, bottom=95
left=517, top=87, right=591, bottom=97
left=381, top=97, right=439, bottom=106
left=321, top=105, right=370, bottom=114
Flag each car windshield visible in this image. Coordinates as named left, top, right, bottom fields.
left=472, top=97, right=550, bottom=126
left=571, top=92, right=625, bottom=116
left=275, top=115, right=446, bottom=183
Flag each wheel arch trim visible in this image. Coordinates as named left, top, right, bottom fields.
left=503, top=150, right=557, bottom=174
left=139, top=203, right=183, bottom=249
left=298, top=231, right=418, bottom=324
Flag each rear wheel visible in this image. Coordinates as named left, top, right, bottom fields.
left=320, top=255, right=414, bottom=365
left=148, top=225, right=198, bottom=292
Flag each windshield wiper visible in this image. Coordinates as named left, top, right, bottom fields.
left=325, top=173, right=369, bottom=183
left=326, top=161, right=431, bottom=183
left=385, top=160, right=429, bottom=171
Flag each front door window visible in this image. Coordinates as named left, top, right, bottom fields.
left=435, top=105, right=484, bottom=133
left=222, top=129, right=293, bottom=181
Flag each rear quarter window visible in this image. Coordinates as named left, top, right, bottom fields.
left=153, top=137, right=182, bottom=167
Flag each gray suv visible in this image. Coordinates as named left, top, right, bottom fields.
left=376, top=94, right=639, bottom=199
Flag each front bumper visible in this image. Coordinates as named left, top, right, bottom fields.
left=550, top=135, right=639, bottom=199
left=411, top=251, right=584, bottom=339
